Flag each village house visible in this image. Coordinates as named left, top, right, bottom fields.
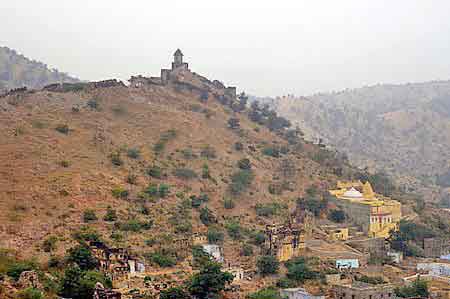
left=93, top=282, right=122, bottom=299
left=280, top=288, right=325, bottom=299
left=417, top=263, right=450, bottom=277
left=336, top=259, right=360, bottom=270
left=321, top=225, right=350, bottom=241
left=224, top=266, right=245, bottom=283
left=192, top=232, right=208, bottom=245
left=269, top=210, right=314, bottom=262
left=326, top=273, right=343, bottom=285
left=333, top=282, right=396, bottom=299
left=89, top=241, right=145, bottom=280
left=265, top=222, right=307, bottom=262
left=329, top=181, right=401, bottom=238
left=387, top=251, right=403, bottom=264
left=202, top=244, right=224, bottom=263
left=423, top=238, right=450, bottom=258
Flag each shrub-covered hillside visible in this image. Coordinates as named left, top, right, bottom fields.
left=0, top=46, right=79, bottom=91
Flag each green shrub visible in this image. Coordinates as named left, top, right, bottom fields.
left=173, top=168, right=198, bottom=180
left=395, top=278, right=429, bottom=298
left=42, top=236, right=58, bottom=252
left=126, top=173, right=137, bottom=185
left=200, top=207, right=216, bottom=226
left=255, top=202, right=285, bottom=218
left=153, top=141, right=166, bottom=153
left=190, top=194, right=209, bottom=208
left=174, top=221, right=192, bottom=234
left=188, top=261, right=233, bottom=299
left=55, top=124, right=69, bottom=134
left=66, top=245, right=98, bottom=270
left=202, top=163, right=211, bottom=179
left=59, top=160, right=70, bottom=168
left=48, top=255, right=62, bottom=268
left=86, top=98, right=99, bottom=110
left=111, top=187, right=129, bottom=199
left=83, top=209, right=98, bottom=223
left=110, top=151, right=123, bottom=166
left=159, top=184, right=170, bottom=198
left=127, top=148, right=140, bottom=159
left=228, top=117, right=240, bottom=129
left=356, top=275, right=385, bottom=285
left=242, top=244, right=253, bottom=256
left=207, top=227, right=224, bottom=244
left=6, top=260, right=37, bottom=281
left=234, top=142, right=244, bottom=151
left=153, top=130, right=177, bottom=154
left=328, top=209, right=346, bottom=223
left=229, top=169, right=254, bottom=196
left=111, top=105, right=127, bottom=116
left=72, top=227, right=101, bottom=243
left=160, top=287, right=191, bottom=299
left=225, top=221, right=242, bottom=240
left=58, top=266, right=111, bottom=299
left=181, top=148, right=196, bottom=160
left=237, top=158, right=251, bottom=170
left=250, top=231, right=266, bottom=245
left=147, top=165, right=163, bottom=179
left=285, top=257, right=318, bottom=282
left=200, top=145, right=217, bottom=159
left=262, top=146, right=281, bottom=158
left=116, top=219, right=153, bottom=232
left=110, top=232, right=123, bottom=242
left=103, top=208, right=118, bottom=222
left=297, top=196, right=327, bottom=217
left=256, top=255, right=279, bottom=276
left=146, top=252, right=176, bottom=267
left=248, top=287, right=282, bottom=299
left=223, top=198, right=235, bottom=209
left=15, top=287, right=44, bottom=299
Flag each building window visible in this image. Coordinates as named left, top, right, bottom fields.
left=352, top=295, right=355, bottom=299
left=388, top=294, right=391, bottom=297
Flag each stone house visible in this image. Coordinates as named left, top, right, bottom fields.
left=333, top=282, right=396, bottom=299
left=336, top=259, right=359, bottom=270
left=265, top=223, right=306, bottom=262
left=423, top=238, right=450, bottom=258
left=93, top=282, right=122, bottom=299
left=326, top=273, right=343, bottom=285
left=224, top=266, right=245, bottom=283
left=280, top=288, right=325, bottom=299
left=89, top=241, right=144, bottom=280
left=387, top=251, right=403, bottom=264
left=192, top=233, right=208, bottom=245
left=202, top=244, right=224, bottom=263
left=417, top=263, right=450, bottom=277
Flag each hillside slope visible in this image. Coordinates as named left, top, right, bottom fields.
left=0, top=78, right=355, bottom=268
left=0, top=46, right=79, bottom=91
left=270, top=81, right=450, bottom=194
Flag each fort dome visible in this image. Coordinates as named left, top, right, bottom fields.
left=342, top=187, right=363, bottom=199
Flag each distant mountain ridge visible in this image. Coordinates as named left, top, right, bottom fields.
left=0, top=46, right=80, bottom=90
left=266, top=81, right=450, bottom=193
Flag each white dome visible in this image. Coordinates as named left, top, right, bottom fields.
left=343, top=187, right=363, bottom=198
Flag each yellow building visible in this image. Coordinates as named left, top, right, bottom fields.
left=329, top=228, right=349, bottom=241
left=329, top=181, right=401, bottom=238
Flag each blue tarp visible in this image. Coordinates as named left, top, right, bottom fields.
left=440, top=254, right=450, bottom=260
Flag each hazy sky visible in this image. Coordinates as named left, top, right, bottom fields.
left=1, top=0, right=450, bottom=96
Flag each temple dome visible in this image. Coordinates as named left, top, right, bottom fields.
left=342, top=187, right=363, bottom=198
